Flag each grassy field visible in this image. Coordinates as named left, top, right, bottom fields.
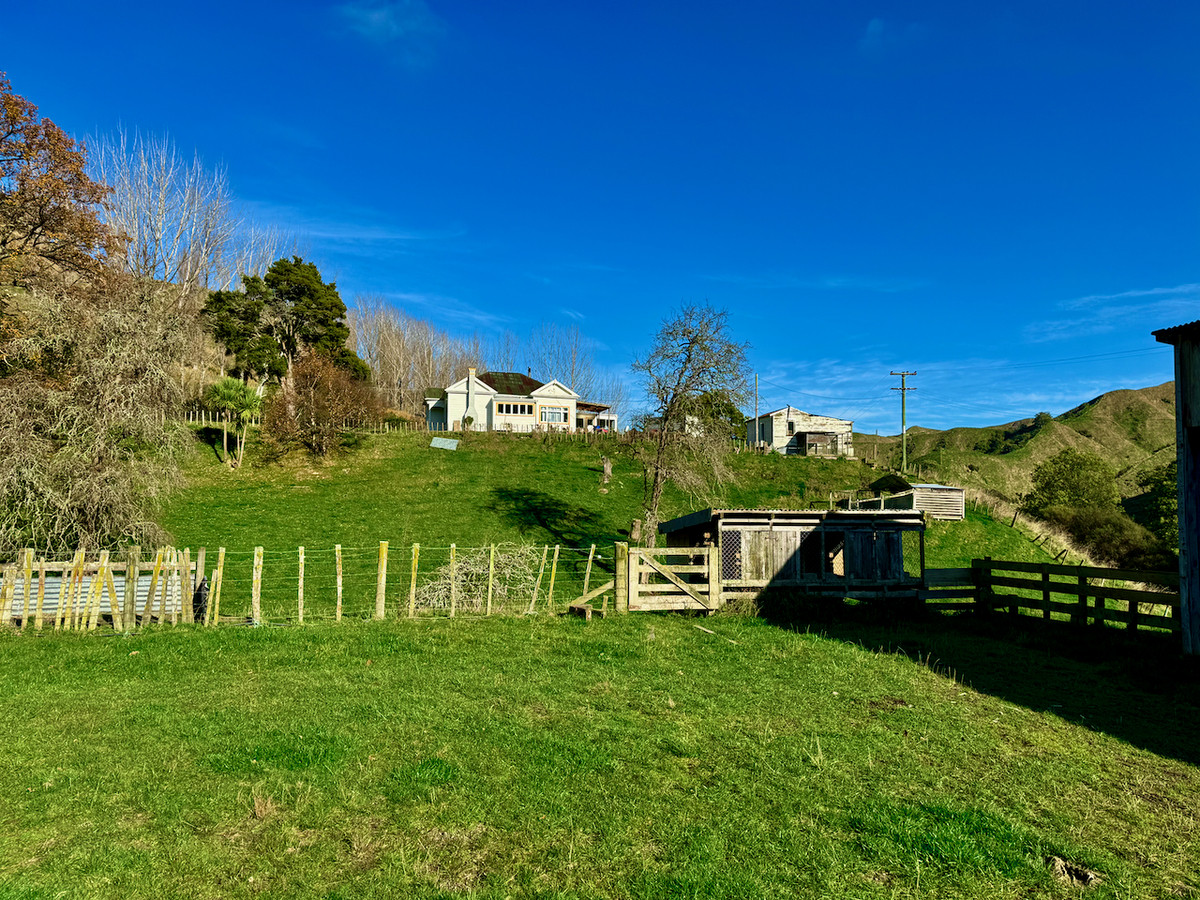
left=2, top=613, right=1197, bottom=899
left=157, top=428, right=1059, bottom=622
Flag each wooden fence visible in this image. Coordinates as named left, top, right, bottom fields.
left=0, top=542, right=615, bottom=630
left=920, top=558, right=1180, bottom=633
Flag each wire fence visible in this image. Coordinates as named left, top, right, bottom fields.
left=0, top=542, right=615, bottom=630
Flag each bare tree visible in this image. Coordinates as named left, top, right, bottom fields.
left=348, top=296, right=484, bottom=416
left=90, top=129, right=296, bottom=303
left=631, top=304, right=749, bottom=545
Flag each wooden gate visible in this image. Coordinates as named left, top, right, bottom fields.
left=625, top=546, right=718, bottom=613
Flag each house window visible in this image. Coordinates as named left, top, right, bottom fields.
left=540, top=406, right=568, bottom=424
left=787, top=421, right=795, bottom=436
left=497, top=403, right=533, bottom=415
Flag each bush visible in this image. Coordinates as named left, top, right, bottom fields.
left=1041, top=504, right=1174, bottom=571
left=263, top=352, right=381, bottom=457
left=1021, top=449, right=1119, bottom=516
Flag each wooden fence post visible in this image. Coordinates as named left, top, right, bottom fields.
left=87, top=550, right=110, bottom=631
left=181, top=548, right=194, bottom=624
left=297, top=546, right=305, bottom=625
left=583, top=544, right=595, bottom=597
left=1076, top=571, right=1088, bottom=627
left=708, top=543, right=722, bottom=609
left=486, top=544, right=495, bottom=616
left=194, top=547, right=206, bottom=622
left=34, top=558, right=46, bottom=631
left=21, top=548, right=32, bottom=628
left=142, top=549, right=162, bottom=627
left=1041, top=568, right=1051, bottom=620
left=126, top=546, right=140, bottom=627
left=335, top=544, right=343, bottom=622
left=252, top=546, right=263, bottom=626
left=207, top=547, right=225, bottom=626
left=449, top=544, right=457, bottom=617
left=973, top=557, right=991, bottom=617
left=166, top=549, right=179, bottom=625
left=546, top=545, right=560, bottom=611
left=528, top=546, right=548, bottom=614
left=375, top=541, right=388, bottom=619
left=408, top=544, right=419, bottom=618
left=614, top=542, right=629, bottom=614
left=0, top=565, right=13, bottom=626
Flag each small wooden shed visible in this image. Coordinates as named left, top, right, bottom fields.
left=853, top=476, right=966, bottom=521
left=657, top=508, right=924, bottom=601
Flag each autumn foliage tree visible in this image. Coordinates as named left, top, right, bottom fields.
left=0, top=74, right=183, bottom=554
left=0, top=74, right=113, bottom=285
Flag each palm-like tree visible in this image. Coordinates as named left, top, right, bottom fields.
left=204, top=378, right=262, bottom=467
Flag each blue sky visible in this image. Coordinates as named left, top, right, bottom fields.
left=5, top=0, right=1195, bottom=432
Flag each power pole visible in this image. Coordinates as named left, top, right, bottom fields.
left=890, top=371, right=916, bottom=473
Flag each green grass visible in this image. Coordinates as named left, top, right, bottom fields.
left=1, top=614, right=1197, bottom=898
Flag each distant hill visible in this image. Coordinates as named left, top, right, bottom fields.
left=857, top=382, right=1175, bottom=504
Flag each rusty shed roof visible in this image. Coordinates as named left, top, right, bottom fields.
left=1153, top=320, right=1200, bottom=345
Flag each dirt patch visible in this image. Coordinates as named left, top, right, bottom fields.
left=1048, top=856, right=1103, bottom=888
left=419, top=824, right=491, bottom=893
left=868, top=696, right=912, bottom=711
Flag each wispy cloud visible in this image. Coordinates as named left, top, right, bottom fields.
left=1026, top=283, right=1200, bottom=343
left=337, top=0, right=445, bottom=65
left=560, top=308, right=586, bottom=322
left=705, top=272, right=926, bottom=293
left=242, top=201, right=465, bottom=248
left=385, top=291, right=507, bottom=329
left=858, top=18, right=928, bottom=56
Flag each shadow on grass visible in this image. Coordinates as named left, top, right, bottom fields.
left=195, top=425, right=229, bottom=462
left=757, top=593, right=1200, bottom=767
left=487, top=487, right=613, bottom=549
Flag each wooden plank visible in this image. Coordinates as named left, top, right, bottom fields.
left=639, top=553, right=711, bottom=609
left=924, top=567, right=975, bottom=587
left=573, top=579, right=616, bottom=605
left=375, top=541, right=388, bottom=619
left=105, top=560, right=122, bottom=631
left=630, top=595, right=712, bottom=612
left=194, top=547, right=206, bottom=623
left=980, top=559, right=1178, bottom=586
left=924, top=601, right=976, bottom=612
left=87, top=551, right=111, bottom=631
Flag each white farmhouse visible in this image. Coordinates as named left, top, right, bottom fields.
left=746, top=406, right=854, bottom=457
left=424, top=369, right=616, bottom=432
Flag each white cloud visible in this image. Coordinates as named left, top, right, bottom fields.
left=338, top=0, right=445, bottom=65
left=384, top=291, right=507, bottom=329
left=1026, top=283, right=1200, bottom=343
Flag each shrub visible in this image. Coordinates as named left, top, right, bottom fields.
left=263, top=352, right=380, bottom=457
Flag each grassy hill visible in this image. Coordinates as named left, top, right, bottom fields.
left=861, top=382, right=1175, bottom=506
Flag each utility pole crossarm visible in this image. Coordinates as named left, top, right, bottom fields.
left=890, top=370, right=916, bottom=473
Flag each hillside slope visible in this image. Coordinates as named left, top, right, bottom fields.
left=867, top=382, right=1175, bottom=503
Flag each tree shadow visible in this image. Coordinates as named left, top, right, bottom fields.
left=756, top=594, right=1200, bottom=767
left=195, top=426, right=228, bottom=462
left=486, top=487, right=613, bottom=551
